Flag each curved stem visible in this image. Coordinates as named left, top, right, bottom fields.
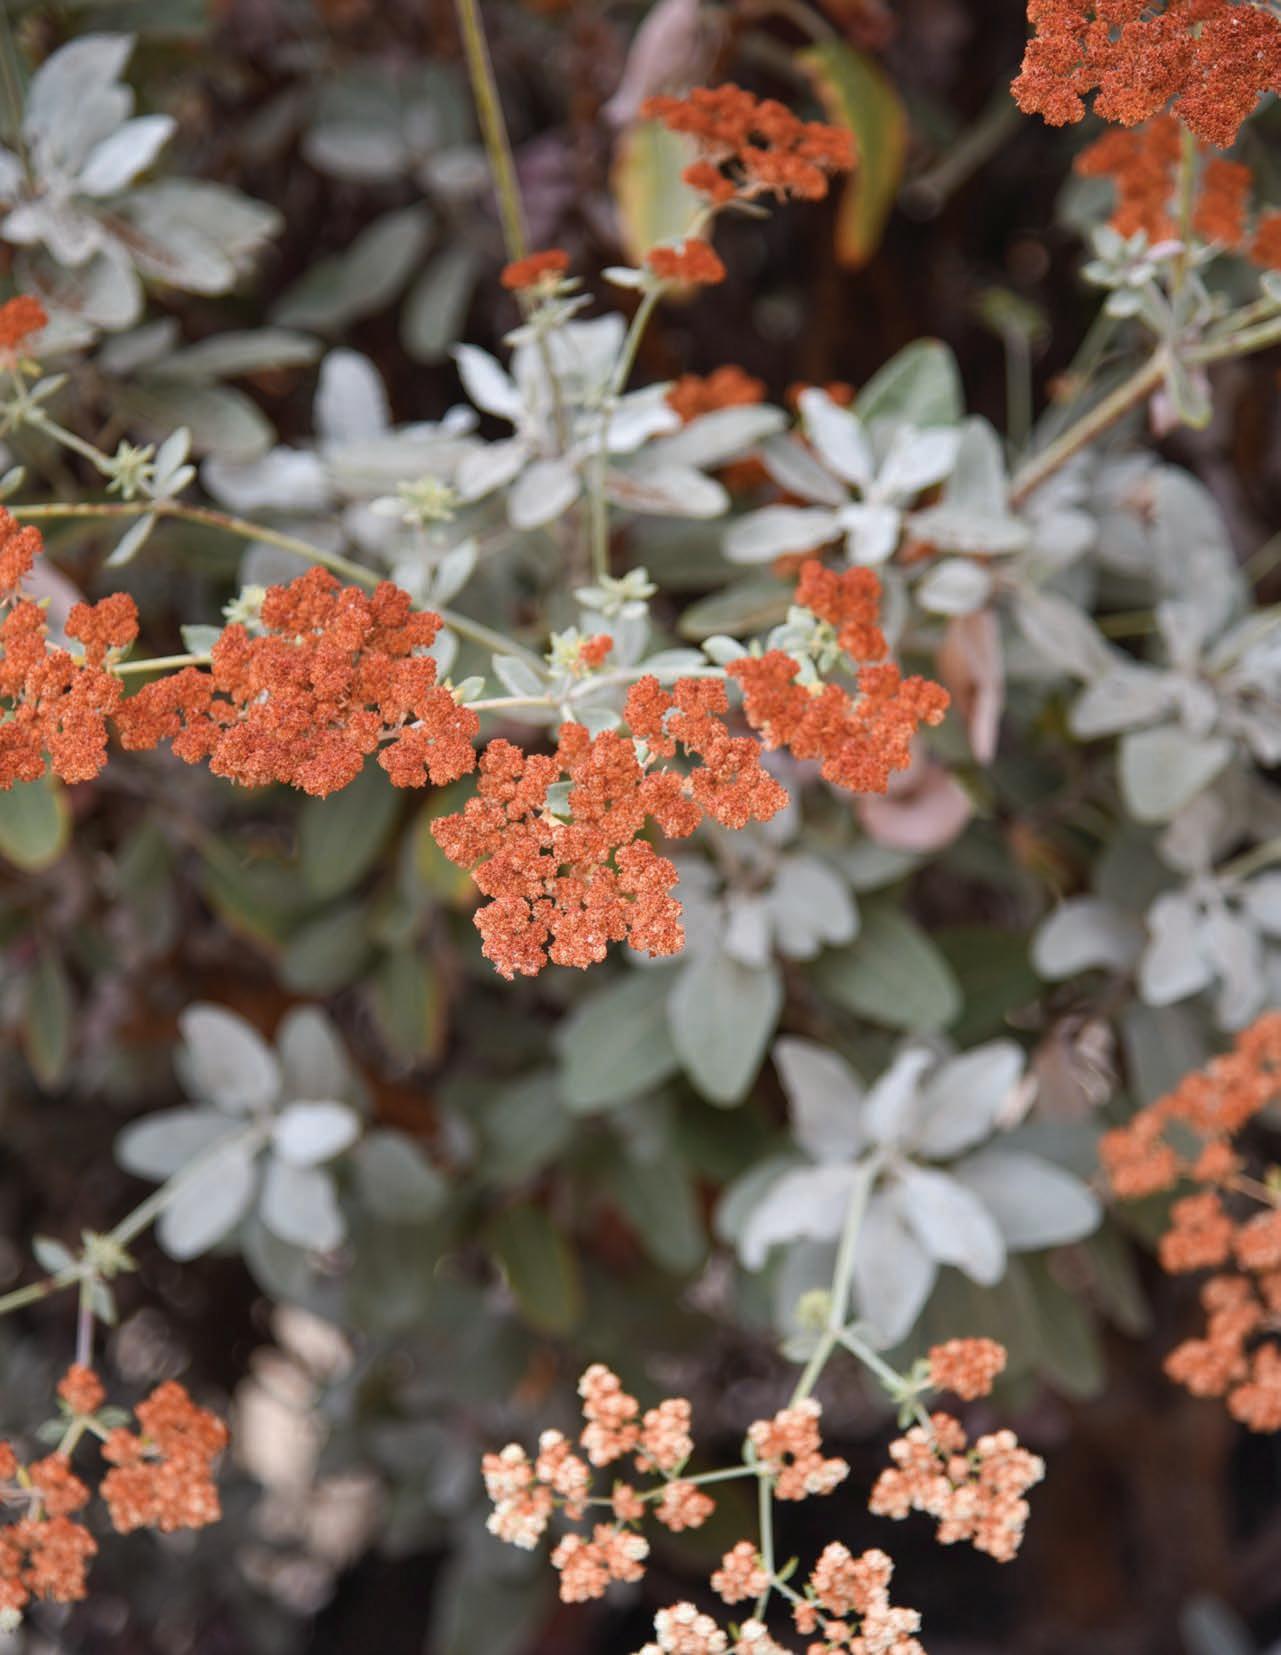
left=113, top=652, right=210, bottom=677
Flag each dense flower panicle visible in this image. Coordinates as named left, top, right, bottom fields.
left=56, top=1366, right=106, bottom=1419
left=746, top=1400, right=849, bottom=1501
left=578, top=1364, right=642, bottom=1466
left=500, top=248, right=570, bottom=290
left=655, top=1480, right=715, bottom=1532
left=1105, top=1015, right=1281, bottom=1430
left=0, top=511, right=42, bottom=594
left=482, top=1443, right=556, bottom=1548
left=27, top=1456, right=91, bottom=1519
left=794, top=560, right=888, bottom=660
left=100, top=1381, right=228, bottom=1534
left=927, top=1338, right=1008, bottom=1400
left=712, top=1540, right=770, bottom=1604
left=638, top=1602, right=730, bottom=1655
left=646, top=240, right=728, bottom=285
left=0, top=1516, right=97, bottom=1614
left=552, top=1524, right=649, bottom=1602
left=432, top=677, right=787, bottom=978
left=870, top=1412, right=1044, bottom=1562
left=0, top=295, right=48, bottom=355
left=642, top=85, right=855, bottom=204
left=1012, top=0, right=1281, bottom=149
left=667, top=365, right=766, bottom=424
left=0, top=526, right=139, bottom=788
left=1076, top=115, right=1266, bottom=252
left=729, top=651, right=948, bottom=797
left=637, top=1397, right=694, bottom=1473
left=793, top=1545, right=925, bottom=1655
left=116, top=567, right=477, bottom=798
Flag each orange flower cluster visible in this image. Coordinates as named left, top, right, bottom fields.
left=746, top=1400, right=850, bottom=1501
left=482, top=1364, right=718, bottom=1603
left=642, top=84, right=855, bottom=204
left=1077, top=114, right=1281, bottom=262
left=641, top=1546, right=923, bottom=1655
left=667, top=365, right=766, bottom=425
left=646, top=240, right=727, bottom=286
left=431, top=677, right=787, bottom=977
left=0, top=294, right=47, bottom=356
left=101, top=1380, right=229, bottom=1533
left=927, top=1337, right=1008, bottom=1401
left=500, top=248, right=570, bottom=291
left=0, top=1373, right=226, bottom=1621
left=869, top=1412, right=1045, bottom=1562
left=1103, top=1013, right=1281, bottom=1429
left=1012, top=0, right=1281, bottom=149
left=0, top=511, right=139, bottom=789
left=116, top=566, right=478, bottom=798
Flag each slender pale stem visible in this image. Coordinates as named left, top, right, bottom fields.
left=1172, top=124, right=1198, bottom=295
left=113, top=652, right=211, bottom=677
left=453, top=0, right=527, bottom=264
left=752, top=1449, right=775, bottom=1621
left=1218, top=834, right=1281, bottom=886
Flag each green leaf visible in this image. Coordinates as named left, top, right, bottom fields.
left=370, top=947, right=444, bottom=1064
left=609, top=1154, right=706, bottom=1275
left=855, top=340, right=964, bottom=427
left=935, top=926, right=1040, bottom=1044
left=677, top=577, right=792, bottom=641
left=274, top=206, right=432, bottom=331
left=557, top=970, right=680, bottom=1112
left=667, top=953, right=782, bottom=1106
left=23, top=946, right=72, bottom=1089
left=298, top=760, right=400, bottom=899
left=489, top=1205, right=583, bottom=1335
left=1014, top=1254, right=1105, bottom=1399
left=353, top=1129, right=446, bottom=1223
left=280, top=904, right=373, bottom=994
left=611, top=120, right=704, bottom=266
left=402, top=245, right=478, bottom=363
left=0, top=774, right=69, bottom=871
left=800, top=41, right=907, bottom=271
left=815, top=903, right=961, bottom=1032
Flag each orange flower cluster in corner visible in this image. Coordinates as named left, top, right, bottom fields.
left=0, top=1370, right=226, bottom=1622
left=730, top=560, right=949, bottom=796
left=642, top=84, right=855, bottom=204
left=0, top=511, right=139, bottom=789
left=116, top=566, right=478, bottom=798
left=1077, top=113, right=1281, bottom=262
left=1012, top=0, right=1281, bottom=149
left=1101, top=1011, right=1281, bottom=1430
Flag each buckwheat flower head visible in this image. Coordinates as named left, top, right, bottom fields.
left=711, top=1539, right=770, bottom=1604
left=667, top=366, right=765, bottom=425
left=747, top=1398, right=849, bottom=1501
left=56, top=1366, right=106, bottom=1418
left=551, top=1523, right=648, bottom=1602
left=641, top=1601, right=729, bottom=1654
left=535, top=1429, right=591, bottom=1518
left=646, top=240, right=727, bottom=286
left=927, top=1338, right=1008, bottom=1400
left=637, top=1396, right=694, bottom=1474
left=0, top=510, right=41, bottom=595
left=482, top=1444, right=554, bottom=1548
left=654, top=1479, right=715, bottom=1532
left=500, top=248, right=571, bottom=291
left=1012, top=0, right=1281, bottom=149
left=0, top=295, right=47, bottom=356
left=1159, top=1191, right=1236, bottom=1273
left=642, top=85, right=854, bottom=204
left=578, top=1364, right=641, bottom=1466
left=100, top=1381, right=228, bottom=1534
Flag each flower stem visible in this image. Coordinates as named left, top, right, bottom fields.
left=113, top=652, right=211, bottom=677
left=453, top=0, right=527, bottom=264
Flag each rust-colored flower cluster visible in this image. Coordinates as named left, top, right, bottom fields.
left=116, top=565, right=478, bottom=798
left=667, top=365, right=766, bottom=424
left=0, top=295, right=47, bottom=358
left=869, top=1412, right=1045, bottom=1562
left=1077, top=113, right=1281, bottom=262
left=0, top=511, right=139, bottom=789
left=927, top=1337, right=1008, bottom=1401
left=431, top=677, right=787, bottom=977
left=642, top=84, right=855, bottom=204
left=0, top=1370, right=226, bottom=1622
left=1102, top=1012, right=1281, bottom=1430
left=646, top=239, right=728, bottom=286
left=1013, top=0, right=1281, bottom=149
left=747, top=1400, right=850, bottom=1501
left=500, top=248, right=571, bottom=291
